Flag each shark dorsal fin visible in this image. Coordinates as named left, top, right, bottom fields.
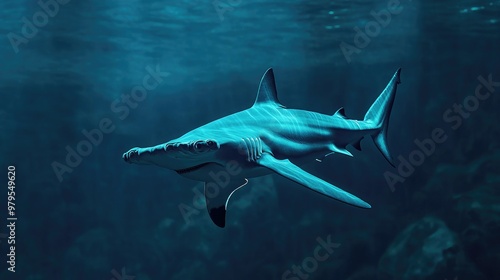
left=253, top=68, right=284, bottom=107
left=334, top=107, right=347, bottom=118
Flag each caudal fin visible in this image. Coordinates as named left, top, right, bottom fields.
left=364, top=68, right=401, bottom=167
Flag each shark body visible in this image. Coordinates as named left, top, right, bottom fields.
left=123, top=68, right=401, bottom=227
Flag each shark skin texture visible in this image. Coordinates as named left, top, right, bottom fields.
left=123, top=68, right=402, bottom=228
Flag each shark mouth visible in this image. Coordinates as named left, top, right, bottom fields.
left=175, top=162, right=213, bottom=175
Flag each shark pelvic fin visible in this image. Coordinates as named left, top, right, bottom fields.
left=317, top=144, right=353, bottom=162
left=352, top=139, right=362, bottom=151
left=328, top=144, right=353, bottom=157
left=205, top=178, right=248, bottom=228
left=253, top=68, right=285, bottom=108
left=258, top=153, right=371, bottom=208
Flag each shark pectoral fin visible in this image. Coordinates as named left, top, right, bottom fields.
left=257, top=153, right=371, bottom=209
left=205, top=178, right=249, bottom=228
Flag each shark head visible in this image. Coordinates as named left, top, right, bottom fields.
left=122, top=138, right=221, bottom=173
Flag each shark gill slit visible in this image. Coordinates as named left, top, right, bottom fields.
left=242, top=137, right=262, bottom=162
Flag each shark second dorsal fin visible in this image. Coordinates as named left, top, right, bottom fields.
left=334, top=107, right=347, bottom=118
left=253, top=68, right=285, bottom=108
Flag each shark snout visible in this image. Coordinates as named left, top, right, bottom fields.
left=122, top=146, right=165, bottom=165
left=123, top=139, right=220, bottom=167
left=122, top=147, right=141, bottom=163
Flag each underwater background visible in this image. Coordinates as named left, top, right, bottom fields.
left=1, top=0, right=500, bottom=279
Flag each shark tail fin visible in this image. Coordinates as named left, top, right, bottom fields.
left=363, top=68, right=401, bottom=167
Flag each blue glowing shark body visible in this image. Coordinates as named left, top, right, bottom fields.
left=123, top=68, right=401, bottom=227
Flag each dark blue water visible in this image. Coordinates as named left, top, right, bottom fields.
left=1, top=0, right=499, bottom=279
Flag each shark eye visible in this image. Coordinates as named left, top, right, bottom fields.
left=206, top=140, right=218, bottom=150
left=194, top=141, right=206, bottom=152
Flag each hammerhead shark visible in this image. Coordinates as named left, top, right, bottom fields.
left=123, top=68, right=401, bottom=227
